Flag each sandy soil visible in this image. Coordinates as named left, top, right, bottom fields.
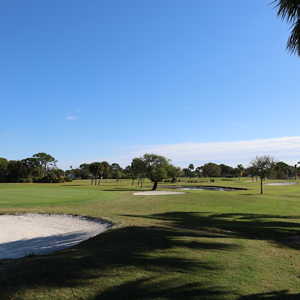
left=133, top=191, right=185, bottom=196
left=0, top=214, right=110, bottom=260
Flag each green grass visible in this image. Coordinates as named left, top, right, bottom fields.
left=0, top=178, right=300, bottom=299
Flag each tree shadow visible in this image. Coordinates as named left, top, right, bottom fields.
left=93, top=277, right=228, bottom=300
left=122, top=212, right=300, bottom=250
left=0, top=223, right=237, bottom=299
left=239, top=290, right=300, bottom=299
left=2, top=211, right=299, bottom=299
left=0, top=231, right=91, bottom=260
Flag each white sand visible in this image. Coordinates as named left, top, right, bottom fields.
left=133, top=191, right=185, bottom=196
left=265, top=182, right=297, bottom=186
left=0, top=214, right=110, bottom=260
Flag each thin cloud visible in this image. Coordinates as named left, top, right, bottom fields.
left=66, top=114, right=78, bottom=121
left=124, top=136, right=300, bottom=167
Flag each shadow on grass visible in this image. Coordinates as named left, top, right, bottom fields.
left=0, top=223, right=235, bottom=299
left=94, top=277, right=228, bottom=300
left=123, top=212, right=300, bottom=250
left=2, top=211, right=300, bottom=299
left=239, top=290, right=300, bottom=299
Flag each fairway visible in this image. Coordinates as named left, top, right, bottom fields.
left=0, top=179, right=300, bottom=299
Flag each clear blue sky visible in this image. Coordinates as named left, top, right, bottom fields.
left=1, top=0, right=299, bottom=168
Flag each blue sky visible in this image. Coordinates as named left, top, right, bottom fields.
left=1, top=0, right=299, bottom=168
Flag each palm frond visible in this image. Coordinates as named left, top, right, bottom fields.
left=274, top=0, right=300, bottom=22
left=273, top=0, right=300, bottom=55
left=287, top=19, right=300, bottom=54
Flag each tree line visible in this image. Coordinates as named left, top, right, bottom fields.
left=0, top=153, right=299, bottom=190
left=0, top=153, right=65, bottom=183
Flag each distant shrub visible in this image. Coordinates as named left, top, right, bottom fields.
left=19, top=178, right=33, bottom=183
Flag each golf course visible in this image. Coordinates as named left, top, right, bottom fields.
left=1, top=178, right=300, bottom=299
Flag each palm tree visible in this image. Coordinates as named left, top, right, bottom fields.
left=275, top=0, right=300, bottom=55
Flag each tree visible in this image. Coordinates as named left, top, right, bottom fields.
left=89, top=162, right=101, bottom=185
left=237, top=164, right=245, bottom=180
left=131, top=158, right=146, bottom=187
left=123, top=165, right=135, bottom=184
left=202, top=163, right=221, bottom=178
left=188, top=164, right=195, bottom=179
left=111, top=163, right=123, bottom=181
left=98, top=161, right=111, bottom=183
left=195, top=166, right=203, bottom=177
left=271, top=161, right=293, bottom=179
left=275, top=0, right=300, bottom=55
left=219, top=164, right=234, bottom=177
left=167, top=165, right=181, bottom=183
left=0, top=157, right=8, bottom=181
left=250, top=156, right=274, bottom=194
left=6, top=160, right=27, bottom=182
left=79, top=163, right=92, bottom=179
left=33, top=153, right=56, bottom=177
left=21, top=157, right=40, bottom=178
left=182, top=168, right=190, bottom=178
left=132, top=154, right=172, bottom=190
left=40, top=168, right=65, bottom=183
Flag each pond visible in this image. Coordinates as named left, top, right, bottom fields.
left=160, top=185, right=247, bottom=192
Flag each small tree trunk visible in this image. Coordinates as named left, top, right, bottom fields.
left=152, top=181, right=158, bottom=190
left=260, top=177, right=263, bottom=194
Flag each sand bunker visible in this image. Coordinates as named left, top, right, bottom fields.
left=265, top=182, right=297, bottom=186
left=134, top=191, right=185, bottom=196
left=0, top=214, right=111, bottom=260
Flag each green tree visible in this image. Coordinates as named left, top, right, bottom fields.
left=89, top=162, right=101, bottom=185
left=132, top=154, right=171, bottom=190
left=111, top=163, right=123, bottom=181
left=195, top=166, right=203, bottom=177
left=167, top=165, right=181, bottom=183
left=131, top=158, right=146, bottom=187
left=271, top=161, right=292, bottom=179
left=6, top=160, right=27, bottom=182
left=32, top=153, right=56, bottom=177
left=79, top=163, right=92, bottom=179
left=21, top=157, right=40, bottom=179
left=188, top=164, right=194, bottom=178
left=251, top=156, right=274, bottom=195
left=237, top=164, right=245, bottom=180
left=202, top=163, right=221, bottom=178
left=219, top=164, right=234, bottom=177
left=0, top=157, right=8, bottom=181
left=98, top=161, right=111, bottom=183
left=275, top=0, right=300, bottom=55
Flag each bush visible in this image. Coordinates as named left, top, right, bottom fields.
left=19, top=178, right=33, bottom=183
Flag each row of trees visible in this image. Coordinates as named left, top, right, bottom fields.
left=68, top=160, right=298, bottom=183
left=181, top=161, right=297, bottom=181
left=68, top=154, right=179, bottom=190
left=1, top=153, right=299, bottom=192
left=0, top=153, right=66, bottom=183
